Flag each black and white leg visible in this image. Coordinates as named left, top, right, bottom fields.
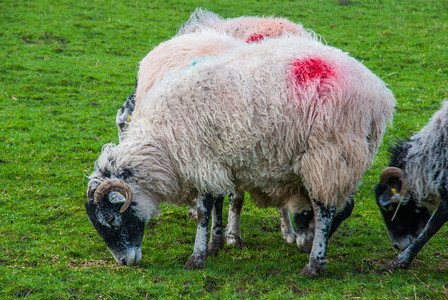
left=385, top=190, right=448, bottom=270
left=300, top=199, right=336, bottom=277
left=208, top=195, right=225, bottom=257
left=184, top=193, right=216, bottom=270
left=280, top=208, right=297, bottom=244
left=225, top=193, right=246, bottom=248
left=293, top=197, right=353, bottom=254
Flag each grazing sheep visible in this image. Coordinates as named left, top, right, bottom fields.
left=87, top=35, right=395, bottom=277
left=115, top=11, right=314, bottom=245
left=116, top=9, right=312, bottom=137
left=115, top=29, right=243, bottom=139
left=375, top=101, right=448, bottom=270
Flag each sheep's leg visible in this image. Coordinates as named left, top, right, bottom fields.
left=384, top=192, right=448, bottom=270
left=208, top=195, right=225, bottom=257
left=184, top=193, right=216, bottom=270
left=280, top=208, right=297, bottom=244
left=300, top=200, right=335, bottom=278
left=294, top=208, right=314, bottom=253
left=329, top=196, right=354, bottom=237
left=225, top=193, right=246, bottom=248
left=293, top=197, right=353, bottom=254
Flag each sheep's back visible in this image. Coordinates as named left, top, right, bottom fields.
left=404, top=101, right=448, bottom=202
left=135, top=30, right=243, bottom=107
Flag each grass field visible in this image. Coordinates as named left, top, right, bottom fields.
left=1, top=0, right=447, bottom=298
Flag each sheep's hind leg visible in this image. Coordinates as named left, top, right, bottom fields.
left=225, top=194, right=246, bottom=248
left=294, top=208, right=314, bottom=253
left=294, top=196, right=353, bottom=254
left=329, top=196, right=354, bottom=237
left=384, top=190, right=448, bottom=270
left=280, top=208, right=297, bottom=244
left=184, top=193, right=216, bottom=270
left=300, top=200, right=335, bottom=278
left=208, top=195, right=225, bottom=257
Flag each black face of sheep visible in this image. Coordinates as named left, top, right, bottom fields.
left=374, top=173, right=432, bottom=250
left=85, top=179, right=145, bottom=266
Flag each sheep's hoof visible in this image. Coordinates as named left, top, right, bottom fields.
left=382, top=258, right=411, bottom=271
left=226, top=234, right=246, bottom=248
left=187, top=207, right=198, bottom=221
left=208, top=235, right=225, bottom=257
left=282, top=232, right=297, bottom=244
left=296, top=232, right=313, bottom=254
left=300, top=260, right=327, bottom=278
left=184, top=254, right=206, bottom=270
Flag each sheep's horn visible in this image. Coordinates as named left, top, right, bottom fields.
left=87, top=181, right=93, bottom=200
left=379, top=167, right=408, bottom=198
left=93, top=179, right=133, bottom=213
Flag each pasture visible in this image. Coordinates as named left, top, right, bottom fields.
left=1, top=0, right=447, bottom=298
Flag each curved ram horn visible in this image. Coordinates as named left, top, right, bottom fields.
left=87, top=181, right=93, bottom=200
left=94, top=178, right=133, bottom=213
left=379, top=167, right=409, bottom=197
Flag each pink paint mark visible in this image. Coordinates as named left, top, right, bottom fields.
left=246, top=33, right=265, bottom=43
left=291, top=58, right=334, bottom=85
left=289, top=58, right=336, bottom=109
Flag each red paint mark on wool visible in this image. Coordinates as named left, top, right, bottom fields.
left=246, top=33, right=265, bottom=43
left=291, top=58, right=334, bottom=85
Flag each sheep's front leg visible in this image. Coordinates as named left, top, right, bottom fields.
left=184, top=193, right=216, bottom=270
left=300, top=200, right=335, bottom=278
left=384, top=192, right=448, bottom=270
left=208, top=195, right=225, bottom=257
left=279, top=208, right=297, bottom=244
left=225, top=194, right=246, bottom=248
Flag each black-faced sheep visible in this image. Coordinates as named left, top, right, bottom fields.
left=375, top=101, right=448, bottom=270
left=87, top=35, right=395, bottom=277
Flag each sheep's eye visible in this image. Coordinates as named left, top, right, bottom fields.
left=119, top=123, right=125, bottom=128
left=106, top=216, right=114, bottom=223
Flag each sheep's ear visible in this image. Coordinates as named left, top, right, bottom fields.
left=108, top=191, right=126, bottom=204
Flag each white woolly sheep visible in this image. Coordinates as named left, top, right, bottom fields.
left=87, top=35, right=395, bottom=277
left=375, top=100, right=448, bottom=270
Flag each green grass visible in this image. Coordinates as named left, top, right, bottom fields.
left=1, top=0, right=447, bottom=298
